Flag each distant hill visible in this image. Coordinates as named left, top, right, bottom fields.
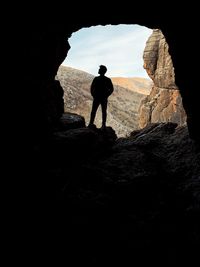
left=111, top=77, right=152, bottom=95
left=56, top=65, right=152, bottom=137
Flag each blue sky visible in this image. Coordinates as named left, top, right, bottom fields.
left=62, top=24, right=152, bottom=78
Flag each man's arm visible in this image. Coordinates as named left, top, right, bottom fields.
left=90, top=78, right=96, bottom=97
left=108, top=78, right=114, bottom=96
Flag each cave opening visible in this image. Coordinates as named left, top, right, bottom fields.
left=56, top=24, right=186, bottom=137
left=57, top=24, right=152, bottom=137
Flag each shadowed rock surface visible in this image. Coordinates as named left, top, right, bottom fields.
left=8, top=5, right=200, bottom=266
left=56, top=112, right=86, bottom=131
left=33, top=116, right=200, bottom=266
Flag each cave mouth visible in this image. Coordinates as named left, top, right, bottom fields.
left=63, top=24, right=152, bottom=78
left=56, top=24, right=187, bottom=138
left=57, top=24, right=153, bottom=137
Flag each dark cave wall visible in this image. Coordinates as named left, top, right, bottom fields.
left=20, top=6, right=199, bottom=143
left=22, top=28, right=70, bottom=139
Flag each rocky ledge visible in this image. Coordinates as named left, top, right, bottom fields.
left=31, top=113, right=200, bottom=265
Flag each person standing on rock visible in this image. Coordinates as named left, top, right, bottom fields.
left=88, top=65, right=114, bottom=130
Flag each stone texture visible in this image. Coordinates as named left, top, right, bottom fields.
left=139, top=29, right=187, bottom=128
left=44, top=121, right=200, bottom=266
left=57, top=112, right=86, bottom=131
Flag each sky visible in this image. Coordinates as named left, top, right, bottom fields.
left=62, top=24, right=152, bottom=78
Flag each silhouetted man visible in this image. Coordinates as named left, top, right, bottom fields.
left=88, top=65, right=114, bottom=129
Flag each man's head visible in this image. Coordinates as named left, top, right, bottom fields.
left=98, top=65, right=107, bottom=75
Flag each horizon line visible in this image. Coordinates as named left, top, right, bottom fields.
left=60, top=64, right=151, bottom=80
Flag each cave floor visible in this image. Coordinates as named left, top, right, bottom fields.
left=26, top=122, right=200, bottom=265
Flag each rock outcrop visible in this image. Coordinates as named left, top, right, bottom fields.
left=139, top=29, right=186, bottom=128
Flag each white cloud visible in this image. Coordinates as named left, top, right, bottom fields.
left=62, top=24, right=152, bottom=78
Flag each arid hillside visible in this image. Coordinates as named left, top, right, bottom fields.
left=57, top=65, right=151, bottom=136
left=111, top=77, right=152, bottom=95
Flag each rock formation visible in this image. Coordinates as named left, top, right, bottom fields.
left=139, top=29, right=187, bottom=128
left=8, top=7, right=200, bottom=266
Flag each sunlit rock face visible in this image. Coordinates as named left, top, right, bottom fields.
left=139, top=29, right=186, bottom=128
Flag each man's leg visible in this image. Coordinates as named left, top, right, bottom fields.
left=89, top=99, right=99, bottom=125
left=101, top=99, right=108, bottom=127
